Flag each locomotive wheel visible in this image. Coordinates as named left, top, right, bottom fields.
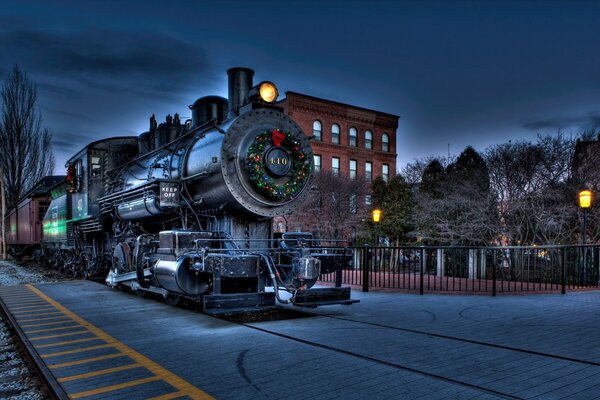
left=164, top=293, right=182, bottom=307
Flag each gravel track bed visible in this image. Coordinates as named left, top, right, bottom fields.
left=0, top=259, right=71, bottom=399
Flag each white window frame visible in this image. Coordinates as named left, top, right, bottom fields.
left=313, top=120, right=322, bottom=141
left=331, top=123, right=340, bottom=144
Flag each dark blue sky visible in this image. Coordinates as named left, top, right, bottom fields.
left=1, top=0, right=599, bottom=172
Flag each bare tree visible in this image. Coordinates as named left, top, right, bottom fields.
left=288, top=170, right=370, bottom=241
left=0, top=65, right=55, bottom=207
left=485, top=133, right=580, bottom=245
left=412, top=147, right=497, bottom=246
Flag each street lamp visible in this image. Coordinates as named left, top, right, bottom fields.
left=372, top=208, right=382, bottom=273
left=372, top=208, right=382, bottom=224
left=579, top=190, right=592, bottom=285
left=372, top=208, right=382, bottom=245
left=579, top=190, right=592, bottom=245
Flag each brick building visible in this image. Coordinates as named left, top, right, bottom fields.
left=572, top=134, right=600, bottom=192
left=274, top=92, right=399, bottom=238
left=278, top=92, right=398, bottom=182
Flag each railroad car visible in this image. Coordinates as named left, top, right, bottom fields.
left=33, top=68, right=357, bottom=313
left=4, top=176, right=65, bottom=260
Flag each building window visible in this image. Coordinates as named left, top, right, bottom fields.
left=365, top=130, right=373, bottom=149
left=314, top=155, right=321, bottom=172
left=382, top=133, right=389, bottom=152
left=350, top=194, right=358, bottom=214
left=332, top=157, right=340, bottom=177
left=349, top=127, right=357, bottom=147
left=349, top=160, right=357, bottom=179
left=382, top=164, right=389, bottom=182
left=313, top=120, right=322, bottom=141
left=365, top=194, right=372, bottom=206
left=331, top=123, right=340, bottom=144
left=365, top=162, right=372, bottom=182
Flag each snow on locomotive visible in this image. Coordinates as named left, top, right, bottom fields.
left=39, top=68, right=357, bottom=313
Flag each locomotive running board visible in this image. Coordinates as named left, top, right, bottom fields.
left=292, top=287, right=359, bottom=308
left=202, top=292, right=276, bottom=315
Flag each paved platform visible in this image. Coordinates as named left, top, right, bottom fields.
left=1, top=281, right=600, bottom=399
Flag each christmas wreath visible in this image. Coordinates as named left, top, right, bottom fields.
left=247, top=129, right=311, bottom=201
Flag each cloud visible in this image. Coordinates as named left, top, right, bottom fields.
left=0, top=29, right=215, bottom=96
left=522, top=112, right=600, bottom=131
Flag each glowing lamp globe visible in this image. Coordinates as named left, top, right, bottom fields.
left=579, top=190, right=592, bottom=209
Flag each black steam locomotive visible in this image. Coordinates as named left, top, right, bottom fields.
left=37, top=68, right=357, bottom=313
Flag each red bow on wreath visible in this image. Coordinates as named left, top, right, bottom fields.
left=271, top=129, right=285, bottom=146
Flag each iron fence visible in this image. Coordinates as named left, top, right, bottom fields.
left=319, top=245, right=600, bottom=295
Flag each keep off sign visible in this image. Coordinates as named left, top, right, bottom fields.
left=159, top=182, right=180, bottom=207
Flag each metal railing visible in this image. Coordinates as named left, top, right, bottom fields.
left=319, top=245, right=600, bottom=295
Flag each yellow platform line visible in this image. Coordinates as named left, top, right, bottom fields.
left=58, top=362, right=142, bottom=383
left=69, top=376, right=162, bottom=399
left=26, top=323, right=81, bottom=333
left=48, top=353, right=127, bottom=369
left=147, top=390, right=189, bottom=400
left=10, top=304, right=55, bottom=311
left=18, top=315, right=70, bottom=323
left=41, top=343, right=113, bottom=358
left=9, top=306, right=55, bottom=315
left=13, top=310, right=63, bottom=317
left=0, top=293, right=39, bottom=297
left=30, top=330, right=89, bottom=340
left=1, top=297, right=41, bottom=301
left=10, top=302, right=54, bottom=308
left=36, top=336, right=99, bottom=349
left=27, top=284, right=214, bottom=399
left=21, top=320, right=76, bottom=328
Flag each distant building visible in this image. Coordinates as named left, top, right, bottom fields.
left=572, top=134, right=600, bottom=190
left=278, top=92, right=398, bottom=181
left=274, top=92, right=399, bottom=238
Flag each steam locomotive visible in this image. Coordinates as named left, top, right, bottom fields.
left=11, top=68, right=356, bottom=313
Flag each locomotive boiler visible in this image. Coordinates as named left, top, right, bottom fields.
left=39, top=68, right=357, bottom=313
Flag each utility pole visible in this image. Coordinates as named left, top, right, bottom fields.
left=0, top=167, right=5, bottom=260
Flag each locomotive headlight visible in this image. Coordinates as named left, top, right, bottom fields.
left=249, top=81, right=279, bottom=103
left=259, top=81, right=278, bottom=103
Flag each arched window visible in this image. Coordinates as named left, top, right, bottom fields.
left=331, top=124, right=340, bottom=144
left=349, top=127, right=357, bottom=147
left=313, top=120, right=322, bottom=141
left=365, top=130, right=373, bottom=149
left=382, top=133, right=389, bottom=152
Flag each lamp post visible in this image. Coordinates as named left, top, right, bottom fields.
left=372, top=208, right=382, bottom=273
left=579, top=190, right=592, bottom=284
left=372, top=208, right=382, bottom=246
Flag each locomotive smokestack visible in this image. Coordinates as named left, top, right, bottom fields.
left=227, top=67, right=254, bottom=118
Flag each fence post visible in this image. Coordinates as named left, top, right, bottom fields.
left=362, top=244, right=370, bottom=292
left=492, top=250, right=496, bottom=297
left=420, top=248, right=424, bottom=295
left=562, top=247, right=567, bottom=295
left=596, top=246, right=600, bottom=287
